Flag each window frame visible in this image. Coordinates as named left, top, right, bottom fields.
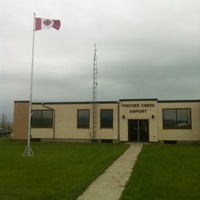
left=77, top=109, right=90, bottom=129
left=31, top=110, right=53, bottom=128
left=100, top=109, right=113, bottom=129
left=162, top=108, right=191, bottom=129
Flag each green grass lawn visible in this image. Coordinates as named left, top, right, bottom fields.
left=0, top=138, right=128, bottom=200
left=120, top=144, right=200, bottom=200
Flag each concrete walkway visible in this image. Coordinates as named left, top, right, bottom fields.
left=77, top=144, right=143, bottom=200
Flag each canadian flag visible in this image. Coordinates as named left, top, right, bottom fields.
left=35, top=18, right=61, bottom=31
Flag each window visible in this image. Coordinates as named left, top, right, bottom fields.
left=77, top=110, right=89, bottom=128
left=101, top=109, right=113, bottom=128
left=31, top=110, right=53, bottom=128
left=163, top=109, right=191, bottom=129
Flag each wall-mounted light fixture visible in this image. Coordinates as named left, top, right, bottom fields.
left=152, top=115, right=155, bottom=119
left=122, top=115, right=125, bottom=119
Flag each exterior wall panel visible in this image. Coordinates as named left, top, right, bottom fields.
left=158, top=102, right=200, bottom=141
left=31, top=129, right=54, bottom=138
left=13, top=100, right=200, bottom=143
left=119, top=100, right=158, bottom=142
left=31, top=102, right=118, bottom=140
left=13, top=102, right=29, bottom=139
left=54, top=104, right=93, bottom=139
left=96, top=103, right=118, bottom=140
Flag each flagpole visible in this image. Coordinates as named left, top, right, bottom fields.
left=23, top=13, right=36, bottom=156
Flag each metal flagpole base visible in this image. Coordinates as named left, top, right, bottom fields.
left=23, top=145, right=34, bottom=156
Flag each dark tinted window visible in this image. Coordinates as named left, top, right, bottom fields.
left=31, top=110, right=53, bottom=128
left=77, top=110, right=89, bottom=128
left=163, top=109, right=191, bottom=129
left=100, top=109, right=113, bottom=128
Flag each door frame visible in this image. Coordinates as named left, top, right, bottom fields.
left=128, top=119, right=149, bottom=142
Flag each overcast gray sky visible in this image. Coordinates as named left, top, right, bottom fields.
left=1, top=0, right=200, bottom=121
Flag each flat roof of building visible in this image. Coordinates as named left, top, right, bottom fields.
left=15, top=98, right=200, bottom=104
left=14, top=101, right=118, bottom=104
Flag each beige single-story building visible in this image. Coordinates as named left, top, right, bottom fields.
left=13, top=99, right=200, bottom=143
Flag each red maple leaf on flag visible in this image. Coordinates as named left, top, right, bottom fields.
left=43, top=19, right=52, bottom=26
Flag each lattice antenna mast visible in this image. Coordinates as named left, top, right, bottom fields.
left=93, top=44, right=98, bottom=139
left=93, top=44, right=98, bottom=102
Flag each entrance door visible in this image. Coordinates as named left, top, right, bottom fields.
left=128, top=120, right=149, bottom=142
